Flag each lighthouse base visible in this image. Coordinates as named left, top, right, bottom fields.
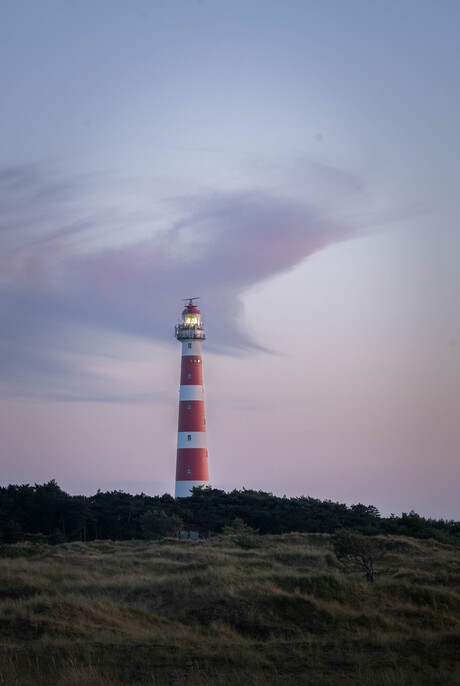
left=175, top=480, right=209, bottom=499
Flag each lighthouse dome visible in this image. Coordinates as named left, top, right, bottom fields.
left=182, top=303, right=200, bottom=315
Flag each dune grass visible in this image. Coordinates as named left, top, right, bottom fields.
left=0, top=533, right=458, bottom=684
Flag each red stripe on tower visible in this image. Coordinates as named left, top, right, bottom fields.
left=174, top=299, right=209, bottom=498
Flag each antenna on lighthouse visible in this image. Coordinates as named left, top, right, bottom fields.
left=182, top=297, right=200, bottom=305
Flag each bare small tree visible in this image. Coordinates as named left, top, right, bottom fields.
left=332, top=529, right=384, bottom=582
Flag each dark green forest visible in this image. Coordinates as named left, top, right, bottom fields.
left=0, top=480, right=458, bottom=544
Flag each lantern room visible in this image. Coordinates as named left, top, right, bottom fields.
left=175, top=299, right=206, bottom=340
left=182, top=302, right=202, bottom=328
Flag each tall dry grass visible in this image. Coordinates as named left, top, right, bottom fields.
left=0, top=533, right=458, bottom=684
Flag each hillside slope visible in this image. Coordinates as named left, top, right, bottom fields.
left=0, top=533, right=459, bottom=685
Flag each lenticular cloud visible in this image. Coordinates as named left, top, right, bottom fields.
left=0, top=162, right=361, bottom=399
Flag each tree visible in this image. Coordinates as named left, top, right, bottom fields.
left=2, top=519, right=23, bottom=543
left=140, top=510, right=183, bottom=539
left=332, top=529, right=384, bottom=583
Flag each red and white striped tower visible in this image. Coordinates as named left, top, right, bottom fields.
left=174, top=299, right=209, bottom=498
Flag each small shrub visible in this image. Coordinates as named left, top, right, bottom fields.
left=49, top=529, right=66, bottom=545
left=222, top=518, right=261, bottom=549
left=0, top=544, right=35, bottom=559
left=332, top=529, right=385, bottom=582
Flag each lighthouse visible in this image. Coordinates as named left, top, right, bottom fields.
left=174, top=299, right=209, bottom=498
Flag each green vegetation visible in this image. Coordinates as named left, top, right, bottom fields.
left=1, top=481, right=458, bottom=682
left=0, top=533, right=458, bottom=685
left=1, top=481, right=458, bottom=544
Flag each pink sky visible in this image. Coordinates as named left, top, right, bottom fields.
left=1, top=1, right=459, bottom=519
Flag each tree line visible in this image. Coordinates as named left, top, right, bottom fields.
left=0, top=480, right=458, bottom=544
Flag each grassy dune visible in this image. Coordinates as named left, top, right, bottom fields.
left=0, top=533, right=459, bottom=685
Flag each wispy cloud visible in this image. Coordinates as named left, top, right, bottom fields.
left=0, top=160, right=365, bottom=400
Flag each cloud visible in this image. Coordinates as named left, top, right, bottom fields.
left=0, top=160, right=363, bottom=400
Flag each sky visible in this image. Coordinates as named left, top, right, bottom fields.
left=0, top=0, right=459, bottom=519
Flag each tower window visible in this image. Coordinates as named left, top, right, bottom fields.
left=187, top=434, right=191, bottom=441
left=187, top=343, right=191, bottom=349
left=187, top=373, right=191, bottom=379
left=187, top=403, right=191, bottom=410
left=187, top=467, right=191, bottom=474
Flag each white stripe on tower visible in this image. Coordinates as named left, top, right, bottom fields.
left=174, top=300, right=209, bottom=498
left=178, top=386, right=205, bottom=401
